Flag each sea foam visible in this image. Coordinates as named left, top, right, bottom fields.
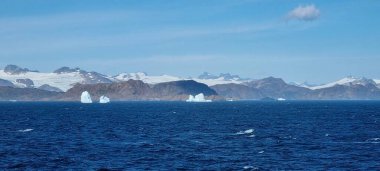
left=236, top=129, right=254, bottom=135
left=18, top=129, right=33, bottom=132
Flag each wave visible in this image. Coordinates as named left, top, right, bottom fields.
left=243, top=166, right=258, bottom=170
left=236, top=129, right=254, bottom=135
left=18, top=128, right=33, bottom=132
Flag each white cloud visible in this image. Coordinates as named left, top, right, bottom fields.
left=287, top=4, right=320, bottom=21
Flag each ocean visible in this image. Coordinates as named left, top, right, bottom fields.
left=1, top=101, right=379, bottom=170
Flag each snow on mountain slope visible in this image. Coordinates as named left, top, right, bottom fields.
left=0, top=70, right=84, bottom=91
left=307, top=76, right=376, bottom=90
left=113, top=72, right=183, bottom=84
left=194, top=72, right=250, bottom=86
left=113, top=72, right=250, bottom=86
left=375, top=79, right=380, bottom=88
left=193, top=78, right=245, bottom=86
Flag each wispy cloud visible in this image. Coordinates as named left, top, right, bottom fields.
left=287, top=4, right=320, bottom=21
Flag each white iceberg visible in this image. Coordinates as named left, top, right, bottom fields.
left=186, top=93, right=212, bottom=102
left=81, top=91, right=92, bottom=103
left=277, top=98, right=286, bottom=101
left=99, top=95, right=110, bottom=103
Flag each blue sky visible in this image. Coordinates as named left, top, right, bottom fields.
left=0, top=0, right=379, bottom=84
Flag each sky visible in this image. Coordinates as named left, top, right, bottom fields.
left=0, top=0, right=379, bottom=84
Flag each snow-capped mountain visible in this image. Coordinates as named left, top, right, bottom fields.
left=194, top=72, right=250, bottom=86
left=198, top=72, right=245, bottom=81
left=375, top=79, right=380, bottom=84
left=288, top=81, right=320, bottom=88
left=112, top=72, right=250, bottom=86
left=113, top=72, right=182, bottom=84
left=306, top=76, right=377, bottom=90
left=1, top=64, right=379, bottom=98
left=0, top=65, right=250, bottom=92
left=0, top=65, right=112, bottom=92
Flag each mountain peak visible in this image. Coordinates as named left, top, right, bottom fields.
left=53, top=67, right=81, bottom=74
left=3, top=65, right=38, bottom=75
left=198, top=72, right=218, bottom=79
left=198, top=72, right=243, bottom=81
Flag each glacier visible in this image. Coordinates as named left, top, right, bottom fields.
left=81, top=91, right=92, bottom=103
left=99, top=95, right=110, bottom=103
left=186, top=93, right=212, bottom=102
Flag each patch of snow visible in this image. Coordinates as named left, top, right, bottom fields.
left=81, top=91, right=92, bottom=103
left=99, top=95, right=110, bottom=103
left=186, top=93, right=212, bottom=102
left=193, top=78, right=246, bottom=86
left=308, top=76, right=376, bottom=90
left=0, top=70, right=84, bottom=91
left=114, top=72, right=183, bottom=84
left=114, top=72, right=250, bottom=86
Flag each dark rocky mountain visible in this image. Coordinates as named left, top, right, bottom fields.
left=38, top=84, right=63, bottom=92
left=212, top=77, right=311, bottom=100
left=4, top=65, right=38, bottom=75
left=53, top=67, right=81, bottom=74
left=0, top=79, right=14, bottom=87
left=0, top=86, right=61, bottom=101
left=63, top=80, right=218, bottom=101
left=1, top=65, right=380, bottom=101
left=16, top=78, right=34, bottom=88
left=211, top=83, right=262, bottom=100
left=311, top=84, right=380, bottom=100
left=198, top=72, right=219, bottom=79
left=63, top=80, right=152, bottom=101
left=152, top=80, right=217, bottom=97
left=212, top=77, right=380, bottom=100
left=198, top=72, right=245, bottom=81
left=1, top=75, right=380, bottom=101
left=246, top=77, right=311, bottom=99
left=54, top=66, right=113, bottom=84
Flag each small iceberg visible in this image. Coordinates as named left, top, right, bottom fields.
left=18, top=129, right=33, bottom=132
left=99, top=95, right=110, bottom=103
left=186, top=93, right=212, bottom=102
left=236, top=129, right=254, bottom=135
left=81, top=91, right=92, bottom=103
left=277, top=98, right=286, bottom=101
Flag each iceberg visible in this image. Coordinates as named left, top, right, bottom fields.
left=277, top=98, right=286, bottom=101
left=99, top=95, right=110, bottom=103
left=80, top=91, right=92, bottom=103
left=186, top=93, right=212, bottom=102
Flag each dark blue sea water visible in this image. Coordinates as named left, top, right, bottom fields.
left=1, top=101, right=380, bottom=170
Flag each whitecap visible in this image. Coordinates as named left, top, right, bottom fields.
left=366, top=138, right=380, bottom=143
left=236, top=129, right=254, bottom=135
left=248, top=134, right=256, bottom=138
left=18, top=129, right=33, bottom=132
left=243, top=166, right=258, bottom=170
left=258, top=150, right=264, bottom=154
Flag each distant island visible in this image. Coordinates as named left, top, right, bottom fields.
left=1, top=64, right=380, bottom=101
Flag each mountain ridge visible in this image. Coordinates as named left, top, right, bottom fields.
left=1, top=64, right=380, bottom=101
